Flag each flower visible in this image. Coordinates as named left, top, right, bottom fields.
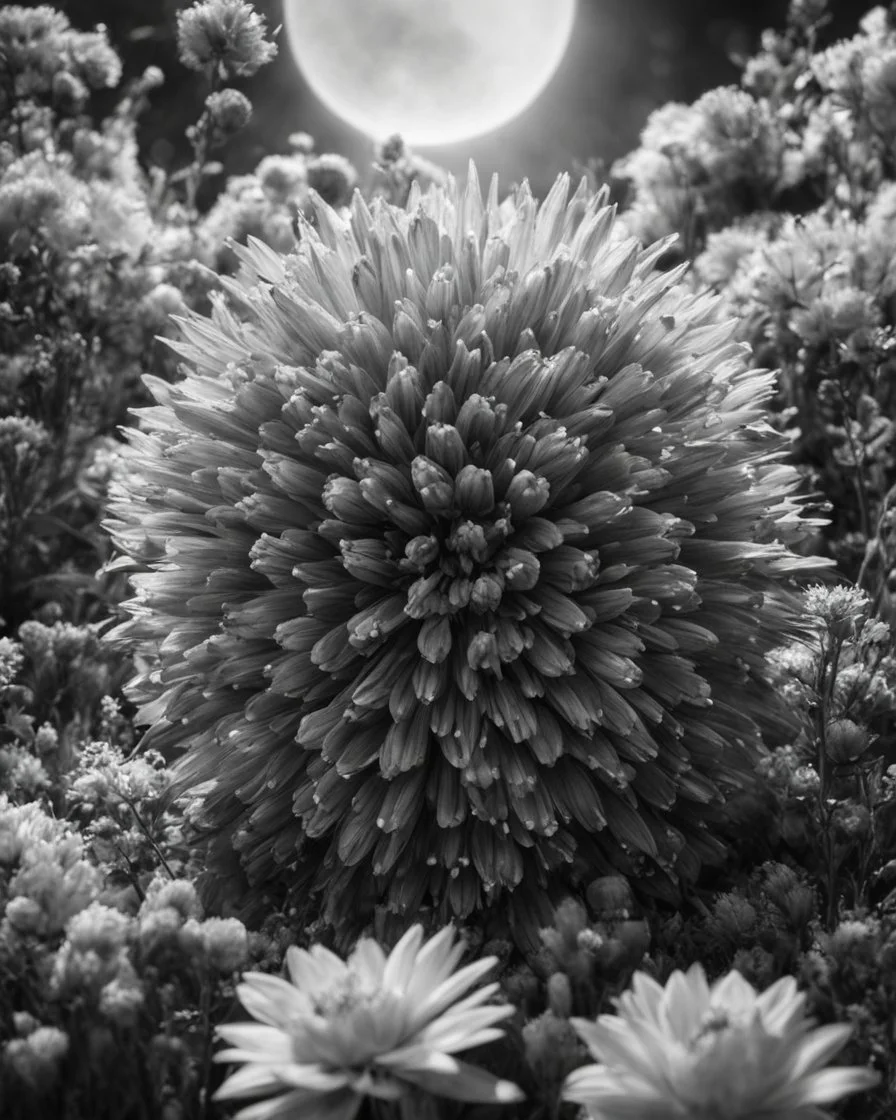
left=176, top=0, right=277, bottom=79
left=205, top=88, right=253, bottom=136
left=2, top=1025, right=69, bottom=1093
left=306, top=153, right=359, bottom=209
left=563, top=963, right=880, bottom=1120
left=107, top=167, right=826, bottom=942
left=214, top=923, right=523, bottom=1119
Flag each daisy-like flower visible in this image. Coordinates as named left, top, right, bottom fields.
left=214, top=923, right=523, bottom=1119
left=563, top=964, right=880, bottom=1120
left=106, top=166, right=827, bottom=943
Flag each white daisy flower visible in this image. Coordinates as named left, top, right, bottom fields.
left=563, top=963, right=879, bottom=1120
left=214, top=922, right=524, bottom=1119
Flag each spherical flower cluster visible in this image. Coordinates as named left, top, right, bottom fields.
left=51, top=902, right=138, bottom=1000
left=0, top=635, right=24, bottom=688
left=214, top=923, right=523, bottom=1118
left=563, top=964, right=880, bottom=1120
left=306, top=152, right=359, bottom=209
left=176, top=0, right=277, bottom=80
left=108, top=167, right=826, bottom=938
left=205, top=87, right=253, bottom=136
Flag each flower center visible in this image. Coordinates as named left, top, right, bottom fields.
left=671, top=1007, right=769, bottom=1118
left=688, top=1007, right=738, bottom=1047
left=311, top=970, right=379, bottom=1018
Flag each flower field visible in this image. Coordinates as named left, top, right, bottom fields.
left=0, top=2, right=894, bottom=1119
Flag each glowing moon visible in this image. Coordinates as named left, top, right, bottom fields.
left=283, top=0, right=576, bottom=146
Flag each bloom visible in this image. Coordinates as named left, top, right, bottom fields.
left=176, top=0, right=277, bottom=79
left=563, top=964, right=879, bottom=1120
left=107, top=167, right=826, bottom=940
left=205, top=87, right=253, bottom=135
left=214, top=923, right=523, bottom=1119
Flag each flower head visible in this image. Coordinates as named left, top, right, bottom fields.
left=176, top=0, right=277, bottom=79
left=214, top=923, right=523, bottom=1119
left=107, top=167, right=826, bottom=943
left=205, top=87, right=253, bottom=136
left=563, top=963, right=879, bottom=1120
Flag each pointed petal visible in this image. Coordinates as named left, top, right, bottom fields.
left=383, top=924, right=425, bottom=990
left=396, top=1056, right=525, bottom=1104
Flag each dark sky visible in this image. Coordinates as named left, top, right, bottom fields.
left=56, top=0, right=867, bottom=196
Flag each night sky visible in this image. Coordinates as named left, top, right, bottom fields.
left=56, top=0, right=868, bottom=196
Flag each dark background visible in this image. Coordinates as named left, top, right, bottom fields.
left=54, top=0, right=868, bottom=196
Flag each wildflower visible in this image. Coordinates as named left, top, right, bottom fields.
left=206, top=88, right=253, bottom=136
left=99, top=977, right=145, bottom=1027
left=825, top=718, right=872, bottom=763
left=176, top=0, right=277, bottom=80
left=255, top=153, right=306, bottom=199
left=523, top=1010, right=582, bottom=1088
left=306, top=153, right=359, bottom=209
left=830, top=802, right=871, bottom=840
left=2, top=1026, right=69, bottom=1092
left=51, top=903, right=136, bottom=998
left=546, top=972, right=573, bottom=1018
left=563, top=963, right=880, bottom=1119
left=201, top=915, right=250, bottom=973
left=33, top=723, right=58, bottom=754
left=790, top=765, right=821, bottom=796
left=804, top=585, right=869, bottom=641
left=108, top=168, right=828, bottom=940
left=214, top=923, right=524, bottom=1117
left=141, top=877, right=203, bottom=922
left=0, top=636, right=23, bottom=688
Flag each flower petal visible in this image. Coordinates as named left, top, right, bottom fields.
left=774, top=1065, right=880, bottom=1108
left=236, top=974, right=313, bottom=1027
left=383, top=924, right=425, bottom=991
left=396, top=1056, right=525, bottom=1104
left=215, top=1023, right=293, bottom=1059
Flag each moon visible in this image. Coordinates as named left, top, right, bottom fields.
left=283, top=0, right=577, bottom=146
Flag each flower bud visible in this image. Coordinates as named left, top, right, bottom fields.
left=205, top=88, right=253, bottom=135
left=52, top=71, right=88, bottom=109
left=831, top=803, right=872, bottom=840
left=456, top=464, right=495, bottom=516
left=305, top=153, right=358, bottom=208
left=546, top=971, right=572, bottom=1018
left=505, top=470, right=550, bottom=517
left=825, top=719, right=871, bottom=764
left=34, top=724, right=59, bottom=754
left=142, top=65, right=165, bottom=90
left=177, top=0, right=278, bottom=80
left=202, top=916, right=249, bottom=972
left=586, top=875, right=635, bottom=920
left=789, top=765, right=821, bottom=797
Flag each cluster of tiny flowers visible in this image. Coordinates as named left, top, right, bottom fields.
left=197, top=145, right=360, bottom=271
left=0, top=6, right=120, bottom=114
left=137, top=877, right=249, bottom=975
left=0, top=785, right=255, bottom=1114
left=205, top=87, right=253, bottom=136
left=615, top=87, right=784, bottom=247
left=0, top=144, right=154, bottom=259
left=0, top=797, right=102, bottom=940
